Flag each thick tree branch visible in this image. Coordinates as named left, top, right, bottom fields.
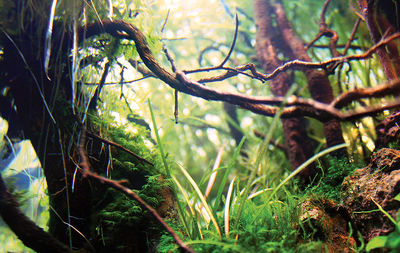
left=79, top=19, right=400, bottom=122
left=332, top=78, right=400, bottom=109
left=358, top=0, right=397, bottom=79
left=0, top=175, right=72, bottom=253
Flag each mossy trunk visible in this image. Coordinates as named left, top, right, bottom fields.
left=0, top=1, right=174, bottom=251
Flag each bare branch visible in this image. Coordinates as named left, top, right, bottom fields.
left=183, top=14, right=239, bottom=74
left=80, top=19, right=400, bottom=122
left=85, top=130, right=154, bottom=166
left=219, top=14, right=239, bottom=67
left=332, top=78, right=400, bottom=109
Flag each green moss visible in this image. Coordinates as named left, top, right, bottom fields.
left=308, top=156, right=359, bottom=201
left=388, top=141, right=400, bottom=150
left=88, top=114, right=175, bottom=252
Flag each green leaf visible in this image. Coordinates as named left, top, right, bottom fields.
left=366, top=236, right=388, bottom=252
left=394, top=193, right=400, bottom=202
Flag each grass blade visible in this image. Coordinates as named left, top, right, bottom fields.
left=224, top=176, right=236, bottom=238
left=176, top=162, right=222, bottom=239
left=234, top=84, right=298, bottom=232
left=148, top=99, right=171, bottom=177
left=252, top=143, right=349, bottom=223
left=213, top=136, right=245, bottom=211
left=44, top=0, right=58, bottom=78
left=268, top=143, right=349, bottom=200
left=171, top=176, right=199, bottom=238
left=204, top=144, right=225, bottom=200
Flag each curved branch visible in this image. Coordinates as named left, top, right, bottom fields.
left=332, top=78, right=400, bottom=109
left=80, top=19, right=400, bottom=122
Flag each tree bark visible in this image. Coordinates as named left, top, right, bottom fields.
left=357, top=0, right=398, bottom=80
left=254, top=0, right=317, bottom=181
left=273, top=1, right=346, bottom=156
left=0, top=175, right=71, bottom=253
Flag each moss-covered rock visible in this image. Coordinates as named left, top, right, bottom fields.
left=341, top=148, right=400, bottom=242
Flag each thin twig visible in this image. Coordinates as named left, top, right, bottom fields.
left=174, top=89, right=179, bottom=124
left=219, top=13, right=239, bottom=67
left=161, top=9, right=170, bottom=33
left=163, top=46, right=177, bottom=72
left=183, top=14, right=239, bottom=74
left=344, top=17, right=362, bottom=55
left=85, top=130, right=154, bottom=166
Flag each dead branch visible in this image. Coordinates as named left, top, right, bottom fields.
left=332, top=78, right=400, bottom=109
left=306, top=0, right=340, bottom=57
left=185, top=32, right=400, bottom=85
left=85, top=130, right=154, bottom=166
left=80, top=19, right=400, bottom=123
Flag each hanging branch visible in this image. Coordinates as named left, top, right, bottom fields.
left=89, top=60, right=110, bottom=109
left=306, top=0, right=340, bottom=57
left=183, top=13, right=239, bottom=75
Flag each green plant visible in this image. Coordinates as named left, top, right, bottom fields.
left=308, top=156, right=359, bottom=200
left=366, top=194, right=400, bottom=252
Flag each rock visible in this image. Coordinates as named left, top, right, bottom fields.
left=375, top=112, right=400, bottom=148
left=299, top=198, right=356, bottom=252
left=341, top=148, right=400, bottom=242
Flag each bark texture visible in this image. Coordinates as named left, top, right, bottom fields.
left=273, top=1, right=346, bottom=156
left=254, top=0, right=316, bottom=180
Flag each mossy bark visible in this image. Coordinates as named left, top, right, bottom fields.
left=0, top=1, right=175, bottom=251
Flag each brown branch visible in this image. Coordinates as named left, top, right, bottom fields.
left=358, top=0, right=397, bottom=79
left=89, top=60, right=110, bottom=109
left=344, top=18, right=362, bottom=56
left=78, top=128, right=194, bottom=253
left=306, top=0, right=336, bottom=51
left=183, top=14, right=239, bottom=75
left=185, top=32, right=400, bottom=85
left=0, top=175, right=72, bottom=253
left=306, top=0, right=340, bottom=58
left=265, top=32, right=400, bottom=81
left=80, top=19, right=400, bottom=122
left=332, top=78, right=400, bottom=109
left=85, top=130, right=154, bottom=166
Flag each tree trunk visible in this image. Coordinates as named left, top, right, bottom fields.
left=272, top=1, right=346, bottom=157
left=254, top=0, right=317, bottom=181
left=0, top=1, right=174, bottom=251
